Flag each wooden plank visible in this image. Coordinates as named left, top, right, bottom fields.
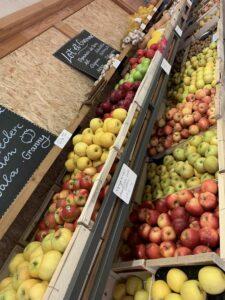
left=112, top=0, right=135, bottom=14
left=54, top=21, right=78, bottom=38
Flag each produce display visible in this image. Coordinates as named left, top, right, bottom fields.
left=198, top=8, right=219, bottom=29
left=120, top=179, right=219, bottom=260
left=0, top=228, right=72, bottom=300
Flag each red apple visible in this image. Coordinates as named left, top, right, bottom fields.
left=189, top=220, right=201, bottom=231
left=60, top=205, right=80, bottom=222
left=161, top=226, right=176, bottom=241
left=166, top=194, right=180, bottom=209
left=199, top=192, right=217, bottom=210
left=174, top=246, right=192, bottom=256
left=198, top=103, right=208, bottom=114
left=189, top=124, right=200, bottom=135
left=138, top=208, right=149, bottom=222
left=35, top=229, right=49, bottom=242
left=195, top=89, right=206, bottom=100
left=193, top=111, right=202, bottom=122
left=164, top=125, right=173, bottom=135
left=198, top=117, right=209, bottom=131
left=135, top=244, right=146, bottom=259
left=185, top=197, right=204, bottom=216
left=137, top=49, right=146, bottom=57
left=95, top=106, right=104, bottom=117
left=183, top=114, right=194, bottom=127
left=129, top=57, right=138, bottom=65
left=80, top=175, right=93, bottom=190
left=44, top=212, right=57, bottom=229
left=215, top=206, right=219, bottom=218
left=164, top=137, right=173, bottom=149
left=138, top=223, right=151, bottom=240
left=38, top=220, right=48, bottom=231
left=74, top=189, right=89, bottom=206
left=180, top=228, right=200, bottom=249
left=101, top=101, right=112, bottom=113
left=160, top=241, right=176, bottom=258
left=173, top=112, right=183, bottom=122
left=59, top=189, right=70, bottom=199
left=202, top=96, right=211, bottom=104
left=146, top=48, right=155, bottom=59
left=149, top=227, right=162, bottom=244
left=208, top=115, right=216, bottom=125
left=177, top=189, right=193, bottom=206
left=193, top=245, right=212, bottom=254
left=186, top=94, right=195, bottom=102
left=155, top=198, right=168, bottom=213
left=64, top=222, right=75, bottom=232
left=174, top=123, right=183, bottom=132
left=181, top=129, right=189, bottom=139
left=166, top=108, right=177, bottom=120
left=200, top=212, right=219, bottom=229
left=199, top=227, right=219, bottom=248
left=157, top=213, right=171, bottom=228
left=129, top=210, right=139, bottom=223
left=146, top=210, right=160, bottom=225
left=172, top=218, right=189, bottom=235
left=145, top=243, right=161, bottom=259
left=170, top=207, right=189, bottom=221
left=201, top=180, right=218, bottom=194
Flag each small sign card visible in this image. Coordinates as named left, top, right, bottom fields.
left=54, top=30, right=119, bottom=79
left=54, top=129, right=72, bottom=149
left=161, top=58, right=171, bottom=75
left=175, top=25, right=183, bottom=37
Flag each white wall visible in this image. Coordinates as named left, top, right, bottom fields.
left=0, top=0, right=40, bottom=18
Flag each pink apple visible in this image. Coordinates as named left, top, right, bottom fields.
left=185, top=197, right=204, bottom=216
left=199, top=192, right=217, bottom=210
left=145, top=243, right=162, bottom=259
left=193, top=245, right=212, bottom=254
left=198, top=117, right=209, bottom=131
left=201, top=180, right=218, bottom=194
left=166, top=194, right=180, bottom=209
left=189, top=220, right=201, bottom=231
left=135, top=244, right=146, bottom=259
left=160, top=241, right=176, bottom=258
left=177, top=189, right=193, bottom=206
left=155, top=198, right=169, bottom=213
left=193, top=111, right=202, bottom=122
left=189, top=124, right=200, bottom=135
left=174, top=246, right=192, bottom=256
left=199, top=227, right=219, bottom=248
left=138, top=223, right=151, bottom=240
left=161, top=226, right=176, bottom=242
left=149, top=227, right=162, bottom=244
left=200, top=212, right=219, bottom=229
left=180, top=228, right=200, bottom=249
left=157, top=213, right=171, bottom=228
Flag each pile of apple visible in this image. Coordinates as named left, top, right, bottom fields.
left=120, top=179, right=220, bottom=260
left=148, top=128, right=218, bottom=200
left=167, top=42, right=217, bottom=103
left=0, top=228, right=72, bottom=300
left=151, top=266, right=225, bottom=300
left=113, top=275, right=151, bottom=300
left=149, top=87, right=216, bottom=156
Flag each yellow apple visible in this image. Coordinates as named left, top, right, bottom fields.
left=134, top=289, right=148, bottom=300
left=113, top=283, right=126, bottom=300
left=0, top=277, right=12, bottom=292
left=65, top=159, right=76, bottom=172
left=72, top=134, right=82, bottom=145
left=41, top=232, right=54, bottom=253
left=73, top=154, right=79, bottom=162
left=38, top=250, right=62, bottom=281
left=12, top=266, right=31, bottom=290
left=74, top=142, right=87, bottom=157
left=95, top=128, right=104, bottom=134
left=105, top=118, right=122, bottom=134
left=28, top=255, right=43, bottom=278
left=165, top=293, right=182, bottom=300
left=198, top=266, right=225, bottom=295
left=86, top=144, right=102, bottom=160
left=76, top=157, right=92, bottom=171
left=100, top=133, right=116, bottom=148
left=93, top=132, right=104, bottom=146
left=23, top=241, right=41, bottom=261
left=90, top=118, right=103, bottom=133
left=83, top=167, right=97, bottom=176
left=28, top=281, right=48, bottom=300
left=101, top=151, right=109, bottom=163
left=8, top=253, right=25, bottom=274
left=0, top=288, right=16, bottom=300
left=52, top=228, right=72, bottom=253
left=145, top=276, right=152, bottom=292
left=67, top=151, right=75, bottom=159
left=166, top=268, right=188, bottom=293
left=126, top=276, right=142, bottom=295
left=16, top=261, right=29, bottom=272
left=151, top=280, right=171, bottom=300
left=92, top=160, right=103, bottom=168
left=81, top=133, right=93, bottom=145
left=103, top=118, right=113, bottom=132
left=29, top=246, right=43, bottom=261
left=82, top=128, right=93, bottom=135
left=180, top=280, right=206, bottom=300
left=112, top=108, right=127, bottom=122
left=17, top=279, right=40, bottom=300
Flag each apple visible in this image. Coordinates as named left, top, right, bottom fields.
left=60, top=205, right=80, bottom=222
left=198, top=117, right=209, bottom=131
left=177, top=189, right=193, bottom=206
left=204, top=156, right=218, bottom=174
left=113, top=283, right=126, bottom=300
left=76, top=157, right=92, bottom=171
left=166, top=108, right=178, bottom=120
left=160, top=241, right=176, bottom=258
left=180, top=228, right=200, bottom=249
left=187, top=153, right=201, bottom=167
left=119, top=244, right=132, bottom=261
left=149, top=227, right=162, bottom=243
left=166, top=268, right=188, bottom=293
left=52, top=228, right=72, bottom=253
left=28, top=253, right=43, bottom=278
left=193, top=111, right=202, bottom=122
left=199, top=227, right=219, bottom=248
left=180, top=280, right=206, bottom=300
left=173, top=112, right=182, bottom=122
left=179, top=163, right=194, bottom=179
left=162, top=226, right=176, bottom=242
left=44, top=212, right=57, bottom=229
left=186, top=177, right=201, bottom=188
left=174, top=123, right=182, bottom=132
left=145, top=243, right=162, bottom=259
left=16, top=279, right=40, bottom=300
left=134, top=290, right=149, bottom=300
left=135, top=244, right=146, bottom=259
left=193, top=245, right=212, bottom=254
left=157, top=213, right=171, bottom=228
left=201, top=179, right=218, bottom=194
left=138, top=208, right=149, bottom=223
left=128, top=231, right=142, bottom=247
left=146, top=210, right=160, bottom=226
left=189, top=220, right=201, bottom=231
left=166, top=194, right=179, bottom=209
left=35, top=230, right=49, bottom=242
left=181, top=129, right=189, bottom=139
left=125, top=276, right=142, bottom=296
left=38, top=250, right=62, bottom=281
left=138, top=223, right=151, bottom=240
left=198, top=266, right=225, bottom=295
left=197, top=142, right=209, bottom=156
left=28, top=282, right=48, bottom=300
left=156, top=198, right=168, bottom=213
left=174, top=247, right=192, bottom=256
left=151, top=280, right=171, bottom=300
left=164, top=125, right=173, bottom=135
left=173, top=148, right=186, bottom=161
left=170, top=207, right=189, bottom=220
left=185, top=197, right=204, bottom=216
left=12, top=265, right=31, bottom=290
left=189, top=125, right=200, bottom=135
left=190, top=135, right=203, bottom=147
left=0, top=277, right=12, bottom=291
left=173, top=132, right=182, bottom=142
left=199, top=192, right=217, bottom=210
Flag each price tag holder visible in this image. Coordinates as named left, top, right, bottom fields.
left=212, top=33, right=218, bottom=42
left=187, top=0, right=192, bottom=7
left=134, top=17, right=142, bottom=24
left=140, top=23, right=146, bottom=30
left=112, top=59, right=121, bottom=69
left=161, top=58, right=171, bottom=75
left=113, top=163, right=137, bottom=204
left=175, top=25, right=183, bottom=37
left=54, top=129, right=72, bottom=149
left=147, top=15, right=152, bottom=20
left=153, top=7, right=157, bottom=12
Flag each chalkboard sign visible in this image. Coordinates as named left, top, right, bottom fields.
left=0, top=106, right=56, bottom=217
left=54, top=30, right=119, bottom=79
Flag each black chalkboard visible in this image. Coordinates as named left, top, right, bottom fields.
left=54, top=30, right=119, bottom=79
left=0, top=106, right=56, bottom=217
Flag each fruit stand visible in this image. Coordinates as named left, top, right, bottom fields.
left=0, top=0, right=225, bottom=299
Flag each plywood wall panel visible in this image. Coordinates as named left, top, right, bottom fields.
left=0, top=27, right=93, bottom=135
left=63, top=0, right=128, bottom=50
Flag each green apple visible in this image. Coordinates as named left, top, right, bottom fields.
left=161, top=172, right=170, bottom=180
left=113, top=283, right=126, bottom=300
left=197, top=142, right=209, bottom=156
left=142, top=58, right=151, bottom=66
left=133, top=70, right=143, bottom=81
left=180, top=280, right=206, bottom=300
left=167, top=161, right=177, bottom=172
left=174, top=161, right=185, bottom=175
left=161, top=178, right=171, bottom=189
left=203, top=130, right=216, bottom=143
left=156, top=165, right=167, bottom=175
left=164, top=186, right=176, bottom=196
left=145, top=277, right=152, bottom=292
left=201, top=173, right=214, bottom=183
left=126, top=276, right=143, bottom=295
left=190, top=135, right=203, bottom=147
left=180, top=163, right=194, bottom=179
left=151, top=175, right=160, bottom=185
left=148, top=162, right=157, bottom=171
left=185, top=145, right=197, bottom=157
left=137, top=64, right=148, bottom=76
left=194, top=157, right=206, bottom=173
left=175, top=181, right=187, bottom=192
left=173, top=148, right=186, bottom=161
left=189, top=85, right=197, bottom=93
left=205, top=145, right=218, bottom=157
left=210, top=136, right=218, bottom=146
left=153, top=189, right=163, bottom=200
left=134, top=289, right=149, bottom=300
left=170, top=171, right=180, bottom=179
left=187, top=153, right=201, bottom=166
left=163, top=155, right=174, bottom=166
left=186, top=177, right=201, bottom=188
left=204, top=156, right=218, bottom=174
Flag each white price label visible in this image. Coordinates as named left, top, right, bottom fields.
left=54, top=129, right=72, bottom=149
left=140, top=23, right=146, bottom=30
left=153, top=7, right=157, bottom=12
left=112, top=59, right=121, bottom=69
left=161, top=58, right=171, bottom=75
left=175, top=25, right=183, bottom=37
left=187, top=0, right=192, bottom=6
left=113, top=164, right=137, bottom=204
left=147, top=15, right=152, bottom=20
left=134, top=17, right=142, bottom=24
left=212, top=33, right=218, bottom=42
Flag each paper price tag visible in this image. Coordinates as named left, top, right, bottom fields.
left=212, top=33, right=218, bottom=42
left=187, top=0, right=192, bottom=6
left=54, top=129, right=72, bottom=149
left=147, top=15, right=152, bottom=20
left=161, top=58, right=171, bottom=75
left=113, top=164, right=137, bottom=204
left=112, top=59, right=121, bottom=69
left=134, top=17, right=142, bottom=24
left=153, top=7, right=157, bottom=12
left=140, top=23, right=146, bottom=30
left=175, top=25, right=183, bottom=37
